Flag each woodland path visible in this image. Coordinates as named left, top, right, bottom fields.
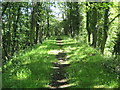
left=49, top=39, right=71, bottom=89
left=3, top=38, right=119, bottom=88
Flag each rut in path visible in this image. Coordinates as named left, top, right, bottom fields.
left=49, top=39, right=71, bottom=89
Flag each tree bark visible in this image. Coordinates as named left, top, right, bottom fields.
left=46, top=3, right=50, bottom=37
left=101, top=7, right=109, bottom=54
left=12, top=6, right=21, bottom=55
left=86, top=7, right=91, bottom=44
left=35, top=23, right=39, bottom=44
left=92, top=6, right=97, bottom=48
left=2, top=2, right=8, bottom=16
left=30, top=3, right=37, bottom=46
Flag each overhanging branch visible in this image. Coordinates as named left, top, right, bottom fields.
left=109, top=14, right=120, bottom=25
left=2, top=2, right=9, bottom=16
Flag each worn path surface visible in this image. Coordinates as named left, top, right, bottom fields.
left=49, top=39, right=71, bottom=89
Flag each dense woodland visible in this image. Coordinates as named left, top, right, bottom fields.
left=2, top=1, right=120, bottom=88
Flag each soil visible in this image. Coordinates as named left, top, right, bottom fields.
left=49, top=39, right=71, bottom=89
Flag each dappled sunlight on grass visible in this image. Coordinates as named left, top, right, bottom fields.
left=48, top=50, right=63, bottom=55
left=62, top=39, right=119, bottom=88
left=3, top=39, right=58, bottom=88
left=3, top=37, right=119, bottom=88
left=13, top=67, right=31, bottom=80
left=38, top=45, right=48, bottom=49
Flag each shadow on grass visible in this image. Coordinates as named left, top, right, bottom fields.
left=67, top=61, right=118, bottom=88
left=62, top=39, right=119, bottom=88
left=3, top=39, right=59, bottom=88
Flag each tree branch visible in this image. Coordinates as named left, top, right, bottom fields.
left=2, top=2, right=9, bottom=16
left=109, top=14, right=120, bottom=25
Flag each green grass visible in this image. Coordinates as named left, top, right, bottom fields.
left=62, top=38, right=119, bottom=88
left=3, top=39, right=60, bottom=88
left=3, top=37, right=120, bottom=88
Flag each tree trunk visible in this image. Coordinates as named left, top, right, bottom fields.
left=12, top=6, right=21, bottom=55
left=46, top=3, right=50, bottom=37
left=26, top=2, right=30, bottom=46
left=92, top=6, right=97, bottom=48
left=101, top=7, right=109, bottom=54
left=30, top=3, right=37, bottom=46
left=69, top=3, right=73, bottom=38
left=86, top=7, right=91, bottom=44
left=2, top=2, right=8, bottom=16
left=35, top=23, right=39, bottom=44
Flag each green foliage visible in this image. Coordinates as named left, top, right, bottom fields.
left=2, top=2, right=120, bottom=88
left=62, top=39, right=119, bottom=88
left=3, top=39, right=58, bottom=88
left=113, top=32, right=120, bottom=55
left=16, top=67, right=31, bottom=80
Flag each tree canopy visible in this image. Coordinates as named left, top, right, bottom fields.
left=2, top=1, right=120, bottom=88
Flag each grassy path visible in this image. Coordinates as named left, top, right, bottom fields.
left=49, top=39, right=71, bottom=88
left=3, top=37, right=119, bottom=88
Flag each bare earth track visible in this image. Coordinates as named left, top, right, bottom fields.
left=49, top=39, right=71, bottom=89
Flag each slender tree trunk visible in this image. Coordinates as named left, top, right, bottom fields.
left=74, top=2, right=79, bottom=36
left=2, top=23, right=8, bottom=60
left=2, top=2, right=8, bottom=16
left=26, top=2, right=30, bottom=46
left=92, top=7, right=97, bottom=48
left=101, top=7, right=109, bottom=54
left=118, top=3, right=120, bottom=87
left=30, top=3, right=36, bottom=46
left=46, top=3, right=50, bottom=37
left=86, top=9, right=91, bottom=44
left=7, top=4, right=11, bottom=58
left=69, top=3, right=73, bottom=37
left=47, top=15, right=50, bottom=37
left=4, top=3, right=11, bottom=59
left=12, top=6, right=21, bottom=55
left=35, top=23, right=39, bottom=44
left=0, top=2, right=2, bottom=71
left=39, top=25, right=42, bottom=44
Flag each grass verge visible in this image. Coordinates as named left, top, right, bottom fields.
left=3, top=39, right=59, bottom=88
left=62, top=38, right=119, bottom=88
